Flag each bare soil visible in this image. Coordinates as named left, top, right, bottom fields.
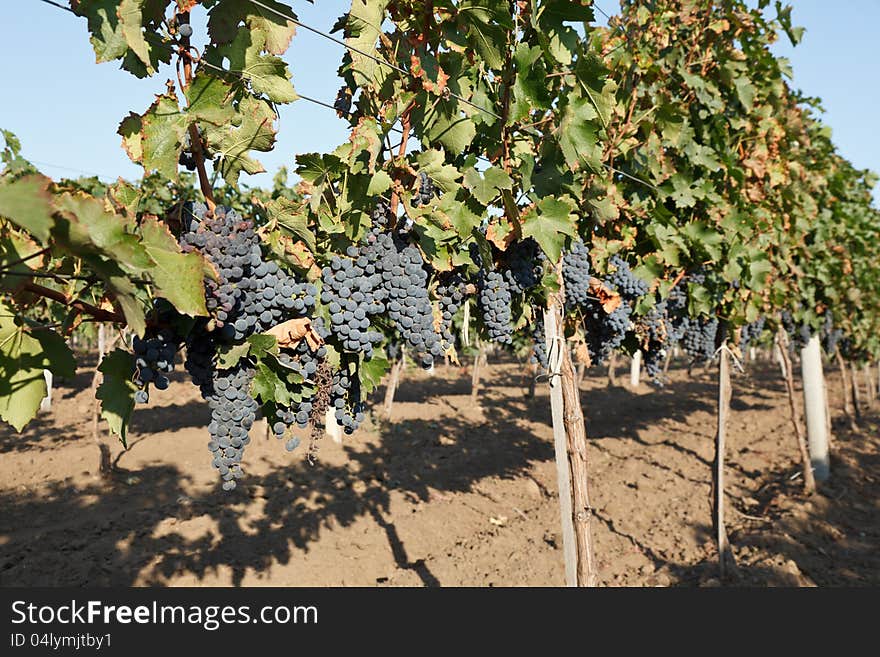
left=1, top=355, right=877, bottom=587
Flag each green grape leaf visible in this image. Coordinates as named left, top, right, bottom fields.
left=185, top=73, right=238, bottom=126
left=521, top=197, right=577, bottom=264
left=140, top=94, right=190, bottom=180
left=414, top=99, right=477, bottom=153
left=456, top=0, right=509, bottom=69
left=139, top=216, right=209, bottom=317
left=55, top=193, right=153, bottom=271
left=205, top=96, right=277, bottom=185
left=252, top=361, right=292, bottom=405
left=77, top=0, right=130, bottom=63
left=208, top=28, right=297, bottom=104
left=33, top=328, right=76, bottom=379
left=96, top=349, right=137, bottom=445
left=266, top=197, right=316, bottom=252
left=217, top=342, right=251, bottom=369
left=0, top=175, right=55, bottom=243
left=0, top=311, right=65, bottom=431
left=555, top=93, right=601, bottom=171
left=463, top=166, right=513, bottom=205
left=346, top=0, right=390, bottom=89
left=414, top=149, right=461, bottom=193
left=247, top=334, right=278, bottom=359
left=118, top=112, right=144, bottom=164
left=208, top=0, right=298, bottom=55
left=359, top=353, right=390, bottom=395
left=118, top=0, right=153, bottom=73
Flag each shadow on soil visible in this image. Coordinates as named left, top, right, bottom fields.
left=0, top=359, right=876, bottom=587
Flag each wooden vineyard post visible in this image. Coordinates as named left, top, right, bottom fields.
left=470, top=343, right=486, bottom=403
left=773, top=341, right=787, bottom=379
left=383, top=352, right=406, bottom=416
left=801, top=335, right=831, bottom=482
left=712, top=337, right=737, bottom=579
left=607, top=351, right=618, bottom=387
left=663, top=349, right=673, bottom=375
left=776, top=330, right=816, bottom=493
left=835, top=351, right=858, bottom=431
left=90, top=324, right=113, bottom=477
left=850, top=362, right=862, bottom=421
left=39, top=370, right=52, bottom=413
left=630, top=350, right=642, bottom=387
left=544, top=288, right=598, bottom=587
left=864, top=363, right=876, bottom=408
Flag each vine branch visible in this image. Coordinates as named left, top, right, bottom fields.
left=23, top=282, right=125, bottom=324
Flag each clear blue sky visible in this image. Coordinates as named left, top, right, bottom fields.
left=1, top=1, right=878, bottom=202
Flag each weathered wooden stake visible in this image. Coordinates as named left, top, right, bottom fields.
left=630, top=350, right=642, bottom=387
left=470, top=343, right=486, bottom=403
left=544, top=290, right=597, bottom=587
left=712, top=337, right=737, bottom=579
left=383, top=352, right=406, bottom=416
left=776, top=330, right=816, bottom=493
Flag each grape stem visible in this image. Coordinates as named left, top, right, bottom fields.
left=389, top=101, right=415, bottom=219
left=23, top=282, right=125, bottom=324
left=179, top=11, right=216, bottom=214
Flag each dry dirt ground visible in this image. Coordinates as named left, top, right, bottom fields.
left=1, top=355, right=877, bottom=587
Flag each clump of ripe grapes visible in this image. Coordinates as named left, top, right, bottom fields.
left=530, top=317, right=549, bottom=371
left=562, top=242, right=632, bottom=364
left=477, top=269, right=514, bottom=344
left=562, top=240, right=592, bottom=309
left=359, top=202, right=443, bottom=368
left=503, top=238, right=543, bottom=294
left=334, top=86, right=353, bottom=116
left=412, top=172, right=436, bottom=207
left=740, top=317, right=766, bottom=352
left=131, top=330, right=179, bottom=403
left=607, top=255, right=648, bottom=302
left=435, top=272, right=468, bottom=350
left=320, top=246, right=385, bottom=358
left=179, top=202, right=325, bottom=490
left=680, top=316, right=719, bottom=362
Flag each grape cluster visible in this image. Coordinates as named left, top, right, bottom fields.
left=530, top=317, right=549, bottom=370
left=320, top=247, right=384, bottom=357
left=330, top=364, right=365, bottom=434
left=562, top=240, right=592, bottom=309
left=583, top=303, right=631, bottom=364
left=680, top=316, right=719, bottom=362
left=503, top=238, right=543, bottom=294
left=740, top=317, right=766, bottom=351
left=640, top=303, right=671, bottom=385
left=384, top=243, right=444, bottom=367
left=180, top=203, right=326, bottom=489
left=132, top=331, right=179, bottom=403
left=478, top=269, right=514, bottom=344
left=607, top=255, right=648, bottom=301
left=820, top=314, right=843, bottom=355
left=435, top=272, right=467, bottom=350
left=781, top=310, right=812, bottom=351
left=334, top=86, right=353, bottom=116
left=204, top=364, right=258, bottom=491
left=178, top=151, right=196, bottom=171
left=270, top=330, right=330, bottom=450
left=412, top=172, right=436, bottom=207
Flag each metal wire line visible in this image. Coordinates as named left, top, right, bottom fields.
left=36, top=0, right=74, bottom=13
